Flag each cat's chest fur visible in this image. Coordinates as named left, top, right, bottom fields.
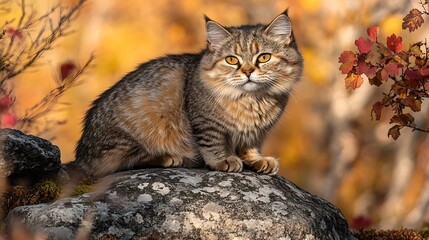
left=216, top=95, right=283, bottom=132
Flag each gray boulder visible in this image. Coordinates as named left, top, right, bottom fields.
left=6, top=168, right=355, bottom=239
left=0, top=128, right=61, bottom=182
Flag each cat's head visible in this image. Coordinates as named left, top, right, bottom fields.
left=200, top=10, right=302, bottom=99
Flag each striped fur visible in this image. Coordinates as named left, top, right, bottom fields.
left=74, top=11, right=302, bottom=177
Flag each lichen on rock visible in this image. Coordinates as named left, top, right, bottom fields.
left=5, top=168, right=356, bottom=240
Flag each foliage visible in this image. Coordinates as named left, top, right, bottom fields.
left=339, top=1, right=429, bottom=139
left=0, top=0, right=93, bottom=134
left=71, top=176, right=97, bottom=196
left=1, top=179, right=61, bottom=216
left=354, top=228, right=428, bottom=240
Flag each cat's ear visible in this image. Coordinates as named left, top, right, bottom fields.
left=204, top=15, right=231, bottom=49
left=264, top=10, right=292, bottom=43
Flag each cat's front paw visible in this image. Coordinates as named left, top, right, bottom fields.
left=250, top=157, right=279, bottom=175
left=160, top=155, right=183, bottom=167
left=210, top=156, right=243, bottom=172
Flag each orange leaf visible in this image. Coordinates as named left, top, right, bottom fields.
left=367, top=26, right=379, bottom=42
left=338, top=51, right=357, bottom=74
left=345, top=73, right=364, bottom=90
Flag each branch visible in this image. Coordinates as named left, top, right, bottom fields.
left=0, top=0, right=88, bottom=86
left=17, top=54, right=95, bottom=130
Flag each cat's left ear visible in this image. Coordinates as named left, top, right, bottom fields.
left=264, top=10, right=292, bottom=43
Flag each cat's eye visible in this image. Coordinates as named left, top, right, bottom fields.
left=225, top=56, right=239, bottom=65
left=257, top=53, right=271, bottom=63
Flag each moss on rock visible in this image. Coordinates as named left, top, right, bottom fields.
left=1, top=179, right=61, bottom=215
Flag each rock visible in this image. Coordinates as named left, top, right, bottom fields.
left=5, top=168, right=356, bottom=240
left=0, top=128, right=61, bottom=182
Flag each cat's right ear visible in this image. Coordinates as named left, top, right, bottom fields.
left=204, top=15, right=231, bottom=50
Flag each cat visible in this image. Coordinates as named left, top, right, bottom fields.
left=73, top=10, right=303, bottom=177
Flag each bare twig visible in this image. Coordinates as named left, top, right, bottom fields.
left=17, top=54, right=95, bottom=131
left=0, top=0, right=88, bottom=85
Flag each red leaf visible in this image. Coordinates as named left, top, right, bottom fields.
left=371, top=101, right=383, bottom=120
left=1, top=112, right=17, bottom=128
left=338, top=51, right=357, bottom=74
left=59, top=61, right=77, bottom=80
left=345, top=73, right=364, bottom=90
left=405, top=69, right=422, bottom=89
left=350, top=215, right=372, bottom=229
left=425, top=80, right=429, bottom=91
left=386, top=34, right=404, bottom=53
left=0, top=94, right=13, bottom=111
left=365, top=51, right=381, bottom=66
left=355, top=37, right=373, bottom=54
left=356, top=61, right=368, bottom=75
left=367, top=26, right=379, bottom=42
left=356, top=60, right=376, bottom=78
left=388, top=125, right=401, bottom=140
left=420, top=67, right=429, bottom=76
left=380, top=69, right=389, bottom=81
left=5, top=27, right=23, bottom=40
left=402, top=9, right=424, bottom=32
left=384, top=62, right=400, bottom=77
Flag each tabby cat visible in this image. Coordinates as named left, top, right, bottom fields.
left=74, top=10, right=303, bottom=177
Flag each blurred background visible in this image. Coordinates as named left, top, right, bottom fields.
left=3, top=0, right=429, bottom=229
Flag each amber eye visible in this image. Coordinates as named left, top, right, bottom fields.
left=225, top=56, right=239, bottom=65
left=257, top=53, right=271, bottom=63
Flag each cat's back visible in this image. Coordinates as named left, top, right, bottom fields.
left=94, top=53, right=202, bottom=107
left=78, top=53, right=202, bottom=161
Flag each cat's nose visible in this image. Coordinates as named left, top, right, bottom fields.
left=242, top=67, right=255, bottom=77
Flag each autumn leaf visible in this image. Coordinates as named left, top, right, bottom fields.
left=356, top=60, right=368, bottom=75
left=355, top=37, right=373, bottom=54
left=59, top=61, right=77, bottom=81
left=403, top=97, right=422, bottom=112
left=391, top=83, right=407, bottom=97
left=390, top=113, right=415, bottom=126
left=405, top=69, right=422, bottom=89
left=420, top=67, right=429, bottom=76
left=338, top=51, right=356, bottom=74
left=371, top=101, right=383, bottom=120
left=377, top=43, right=394, bottom=58
left=410, top=42, right=423, bottom=57
left=350, top=215, right=372, bottom=229
left=0, top=94, right=14, bottom=111
left=369, top=76, right=382, bottom=86
left=415, top=57, right=426, bottom=68
left=367, top=26, right=379, bottom=42
left=379, top=69, right=389, bottom=81
left=5, top=27, right=23, bottom=40
left=1, top=112, right=17, bottom=128
left=384, top=62, right=401, bottom=77
left=345, top=73, right=364, bottom=90
left=365, top=51, right=381, bottom=66
left=388, top=125, right=401, bottom=140
left=402, top=9, right=424, bottom=32
left=386, top=34, right=404, bottom=53
left=356, top=60, right=376, bottom=78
